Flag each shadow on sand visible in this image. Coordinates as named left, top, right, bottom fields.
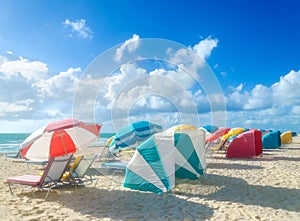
left=32, top=186, right=214, bottom=220
left=207, top=162, right=264, bottom=170
left=175, top=174, right=300, bottom=212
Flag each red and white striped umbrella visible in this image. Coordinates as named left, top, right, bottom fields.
left=20, top=118, right=101, bottom=161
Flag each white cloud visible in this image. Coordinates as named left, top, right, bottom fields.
left=0, top=54, right=85, bottom=122
left=225, top=70, right=300, bottom=112
left=291, top=105, right=300, bottom=115
left=63, top=19, right=93, bottom=39
left=271, top=70, right=300, bottom=105
left=6, top=51, right=13, bottom=55
left=114, top=34, right=140, bottom=61
left=2, top=34, right=300, bottom=133
left=0, top=56, right=48, bottom=81
left=243, top=84, right=272, bottom=110
left=193, top=36, right=218, bottom=60
left=32, top=67, right=81, bottom=98
left=0, top=99, right=34, bottom=117
left=41, top=109, right=67, bottom=118
left=169, top=36, right=218, bottom=74
left=222, top=70, right=300, bottom=131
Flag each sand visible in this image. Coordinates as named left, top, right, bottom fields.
left=1, top=136, right=300, bottom=221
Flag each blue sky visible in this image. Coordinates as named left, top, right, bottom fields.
left=0, top=0, right=300, bottom=133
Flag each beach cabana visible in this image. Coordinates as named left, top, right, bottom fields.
left=201, top=125, right=218, bottom=133
left=123, top=129, right=207, bottom=193
left=165, top=124, right=197, bottom=132
left=262, top=130, right=281, bottom=149
left=226, top=129, right=262, bottom=158
left=123, top=132, right=175, bottom=193
left=280, top=131, right=293, bottom=144
left=174, top=129, right=207, bottom=179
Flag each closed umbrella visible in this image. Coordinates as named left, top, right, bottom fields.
left=20, top=118, right=101, bottom=161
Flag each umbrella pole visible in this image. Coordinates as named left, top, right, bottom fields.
left=59, top=132, right=68, bottom=155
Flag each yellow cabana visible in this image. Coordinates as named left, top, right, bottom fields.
left=222, top=128, right=246, bottom=140
left=280, top=131, right=293, bottom=144
left=166, top=124, right=197, bottom=133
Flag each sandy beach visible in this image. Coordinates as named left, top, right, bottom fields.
left=1, top=136, right=300, bottom=221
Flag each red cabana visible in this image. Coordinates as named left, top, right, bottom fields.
left=226, top=129, right=262, bottom=158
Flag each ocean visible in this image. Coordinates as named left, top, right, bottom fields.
left=0, top=132, right=115, bottom=154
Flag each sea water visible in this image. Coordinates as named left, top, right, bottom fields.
left=0, top=133, right=30, bottom=154
left=0, top=132, right=115, bottom=154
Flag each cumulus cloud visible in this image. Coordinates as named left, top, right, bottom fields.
left=3, top=34, right=300, bottom=132
left=33, top=67, right=81, bottom=98
left=271, top=70, right=300, bottom=105
left=226, top=70, right=300, bottom=112
left=291, top=105, right=300, bottom=115
left=193, top=36, right=218, bottom=60
left=114, top=34, right=140, bottom=61
left=0, top=56, right=48, bottom=81
left=222, top=70, right=300, bottom=131
left=63, top=19, right=93, bottom=39
left=0, top=99, right=34, bottom=117
left=0, top=54, right=83, bottom=123
left=243, top=84, right=272, bottom=110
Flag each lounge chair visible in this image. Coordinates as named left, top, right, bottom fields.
left=6, top=150, right=21, bottom=159
left=101, top=160, right=128, bottom=176
left=62, top=155, right=84, bottom=181
left=6, top=154, right=73, bottom=199
left=71, top=154, right=98, bottom=186
left=26, top=159, right=48, bottom=169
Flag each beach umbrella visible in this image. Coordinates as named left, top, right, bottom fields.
left=110, top=121, right=163, bottom=153
left=20, top=118, right=101, bottom=161
left=205, top=127, right=231, bottom=142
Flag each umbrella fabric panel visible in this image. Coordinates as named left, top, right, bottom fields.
left=175, top=148, right=200, bottom=179
left=174, top=130, right=206, bottom=178
left=136, top=136, right=170, bottom=190
left=20, top=125, right=47, bottom=150
left=123, top=132, right=174, bottom=193
left=20, top=119, right=101, bottom=161
left=45, top=118, right=80, bottom=132
left=132, top=121, right=163, bottom=141
left=65, top=126, right=99, bottom=149
left=174, top=133, right=203, bottom=177
left=111, top=121, right=163, bottom=152
left=206, top=127, right=231, bottom=142
left=49, top=130, right=77, bottom=158
left=22, top=131, right=77, bottom=161
left=186, top=129, right=207, bottom=170
left=124, top=146, right=168, bottom=193
left=21, top=132, right=55, bottom=161
left=123, top=169, right=165, bottom=194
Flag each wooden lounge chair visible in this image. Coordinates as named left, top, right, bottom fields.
left=6, top=154, right=73, bottom=199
